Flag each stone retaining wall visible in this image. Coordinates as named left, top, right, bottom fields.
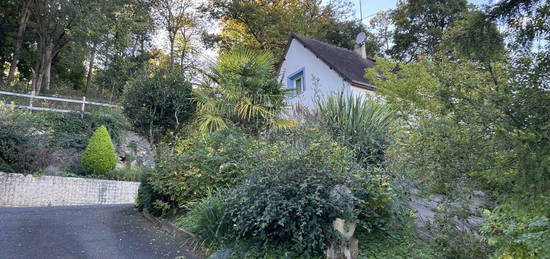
left=0, top=172, right=140, bottom=207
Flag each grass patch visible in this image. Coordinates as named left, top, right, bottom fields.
left=357, top=231, right=437, bottom=259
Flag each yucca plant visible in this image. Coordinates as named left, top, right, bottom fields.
left=317, top=91, right=396, bottom=166
left=195, top=48, right=297, bottom=134
left=176, top=192, right=233, bottom=247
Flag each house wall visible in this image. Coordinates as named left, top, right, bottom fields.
left=278, top=39, right=373, bottom=111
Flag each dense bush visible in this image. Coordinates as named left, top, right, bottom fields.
left=226, top=160, right=351, bottom=254
left=4, top=109, right=130, bottom=148
left=143, top=129, right=254, bottom=212
left=366, top=53, right=550, bottom=257
left=0, top=119, right=51, bottom=173
left=136, top=170, right=172, bottom=217
left=122, top=67, right=195, bottom=142
left=427, top=215, right=492, bottom=259
left=175, top=128, right=397, bottom=256
left=223, top=129, right=363, bottom=255
left=481, top=197, right=550, bottom=258
left=81, top=125, right=117, bottom=174
left=0, top=109, right=131, bottom=175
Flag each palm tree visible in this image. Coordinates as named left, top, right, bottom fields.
left=195, top=48, right=296, bottom=134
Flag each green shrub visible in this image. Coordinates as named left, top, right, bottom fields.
left=427, top=215, right=492, bottom=258
left=353, top=170, right=402, bottom=233
left=81, top=125, right=117, bottom=174
left=146, top=128, right=253, bottom=210
left=136, top=171, right=172, bottom=217
left=142, top=127, right=399, bottom=256
left=0, top=119, right=52, bottom=174
left=222, top=128, right=364, bottom=255
left=88, top=109, right=131, bottom=144
left=122, top=67, right=195, bottom=142
left=4, top=109, right=130, bottom=149
left=481, top=197, right=550, bottom=258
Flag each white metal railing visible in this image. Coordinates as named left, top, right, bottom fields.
left=0, top=90, right=118, bottom=114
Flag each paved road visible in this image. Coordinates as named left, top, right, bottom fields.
left=0, top=205, right=197, bottom=259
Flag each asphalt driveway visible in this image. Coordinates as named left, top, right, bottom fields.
left=0, top=205, right=197, bottom=259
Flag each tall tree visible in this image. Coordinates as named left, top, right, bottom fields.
left=155, top=0, right=194, bottom=70
left=86, top=0, right=155, bottom=98
left=367, top=11, right=393, bottom=57
left=30, top=0, right=82, bottom=93
left=389, top=0, right=469, bottom=61
left=6, top=0, right=31, bottom=85
left=486, top=0, right=548, bottom=87
left=203, top=0, right=362, bottom=58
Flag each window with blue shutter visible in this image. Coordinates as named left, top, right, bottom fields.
left=287, top=68, right=305, bottom=94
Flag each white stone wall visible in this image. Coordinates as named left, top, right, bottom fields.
left=0, top=172, right=140, bottom=207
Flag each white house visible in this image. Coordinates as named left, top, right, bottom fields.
left=278, top=33, right=376, bottom=110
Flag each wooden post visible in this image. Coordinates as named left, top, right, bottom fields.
left=29, top=90, right=35, bottom=109
left=81, top=96, right=86, bottom=116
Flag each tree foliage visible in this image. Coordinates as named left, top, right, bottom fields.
left=389, top=0, right=469, bottom=61
left=366, top=9, right=549, bottom=252
left=121, top=67, right=195, bottom=142
left=202, top=0, right=367, bottom=58
left=0, top=0, right=156, bottom=100
left=441, top=10, right=505, bottom=64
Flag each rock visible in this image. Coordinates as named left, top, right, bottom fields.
left=43, top=165, right=61, bottom=176
left=208, top=248, right=232, bottom=259
left=407, top=184, right=489, bottom=238
left=116, top=131, right=155, bottom=169
left=330, top=184, right=354, bottom=215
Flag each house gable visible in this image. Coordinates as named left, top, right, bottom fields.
left=278, top=36, right=375, bottom=109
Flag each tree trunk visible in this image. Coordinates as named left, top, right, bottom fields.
left=180, top=49, right=185, bottom=73
left=85, top=42, right=97, bottom=95
left=43, top=41, right=54, bottom=91
left=43, top=60, right=51, bottom=91
left=179, top=33, right=189, bottom=74
left=32, top=41, right=45, bottom=93
left=7, top=2, right=31, bottom=84
left=140, top=36, right=145, bottom=55
left=32, top=38, right=53, bottom=94
left=169, top=36, right=175, bottom=70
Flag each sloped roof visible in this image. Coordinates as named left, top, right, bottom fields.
left=285, top=33, right=376, bottom=90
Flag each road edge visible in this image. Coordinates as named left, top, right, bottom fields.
left=140, top=209, right=204, bottom=258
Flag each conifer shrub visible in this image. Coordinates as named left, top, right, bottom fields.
left=81, top=125, right=117, bottom=174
